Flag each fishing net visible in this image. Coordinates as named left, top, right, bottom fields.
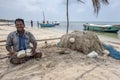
left=59, top=30, right=104, bottom=55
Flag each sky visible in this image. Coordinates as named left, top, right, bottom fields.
left=0, top=0, right=120, bottom=22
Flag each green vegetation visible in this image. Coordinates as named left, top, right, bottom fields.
left=0, top=19, right=14, bottom=22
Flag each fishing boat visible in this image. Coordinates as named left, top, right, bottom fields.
left=40, top=23, right=55, bottom=27
left=53, top=21, right=60, bottom=25
left=40, top=11, right=56, bottom=27
left=83, top=23, right=120, bottom=33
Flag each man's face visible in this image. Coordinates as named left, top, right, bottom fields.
left=15, top=21, right=25, bottom=31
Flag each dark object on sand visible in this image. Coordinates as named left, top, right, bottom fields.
left=103, top=44, right=120, bottom=60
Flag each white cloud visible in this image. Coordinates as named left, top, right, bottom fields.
left=0, top=0, right=120, bottom=21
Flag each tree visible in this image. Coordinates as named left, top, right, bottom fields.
left=66, top=0, right=109, bottom=33
left=66, top=0, right=69, bottom=33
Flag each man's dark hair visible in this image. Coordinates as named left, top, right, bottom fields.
left=15, top=18, right=25, bottom=25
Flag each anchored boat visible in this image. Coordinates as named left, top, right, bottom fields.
left=83, top=23, right=120, bottom=33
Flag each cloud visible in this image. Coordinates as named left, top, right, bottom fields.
left=0, top=0, right=120, bottom=21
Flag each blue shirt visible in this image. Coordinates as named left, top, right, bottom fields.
left=6, top=31, right=37, bottom=51
left=18, top=34, right=26, bottom=50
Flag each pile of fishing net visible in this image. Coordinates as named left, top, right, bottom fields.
left=59, top=30, right=104, bottom=55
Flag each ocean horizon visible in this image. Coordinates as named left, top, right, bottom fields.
left=24, top=21, right=120, bottom=39
left=2, top=21, right=119, bottom=38
left=25, top=21, right=120, bottom=32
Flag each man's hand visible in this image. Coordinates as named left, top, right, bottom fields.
left=31, top=47, right=36, bottom=56
left=8, top=50, right=16, bottom=56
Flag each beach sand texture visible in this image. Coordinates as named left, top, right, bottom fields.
left=0, top=24, right=120, bottom=80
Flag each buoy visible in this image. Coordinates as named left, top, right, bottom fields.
left=26, top=49, right=32, bottom=56
left=69, top=37, right=75, bottom=43
left=17, top=50, right=26, bottom=58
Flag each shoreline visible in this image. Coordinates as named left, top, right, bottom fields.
left=0, top=24, right=120, bottom=44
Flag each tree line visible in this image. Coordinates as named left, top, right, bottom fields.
left=0, top=19, right=14, bottom=22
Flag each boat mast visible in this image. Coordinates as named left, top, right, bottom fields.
left=43, top=11, right=45, bottom=23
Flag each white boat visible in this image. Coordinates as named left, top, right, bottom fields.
left=53, top=21, right=60, bottom=25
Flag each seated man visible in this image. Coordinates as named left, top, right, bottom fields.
left=6, top=18, right=42, bottom=65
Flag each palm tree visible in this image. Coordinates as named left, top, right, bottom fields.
left=66, top=0, right=109, bottom=33
left=66, top=0, right=69, bottom=33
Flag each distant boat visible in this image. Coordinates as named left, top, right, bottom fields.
left=40, top=23, right=55, bottom=27
left=40, top=11, right=56, bottom=27
left=83, top=23, right=120, bottom=33
left=53, top=21, right=60, bottom=25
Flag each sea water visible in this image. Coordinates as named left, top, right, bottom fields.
left=25, top=21, right=120, bottom=39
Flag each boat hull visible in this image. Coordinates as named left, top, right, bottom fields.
left=54, top=23, right=60, bottom=25
left=40, top=24, right=55, bottom=27
left=83, top=24, right=120, bottom=33
left=53, top=21, right=60, bottom=25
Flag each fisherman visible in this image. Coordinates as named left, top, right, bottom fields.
left=6, top=18, right=42, bottom=65
left=37, top=21, right=39, bottom=28
left=31, top=20, right=33, bottom=27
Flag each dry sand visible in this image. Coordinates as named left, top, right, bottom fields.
left=0, top=24, right=120, bottom=80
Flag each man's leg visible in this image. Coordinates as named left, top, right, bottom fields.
left=34, top=52, right=42, bottom=58
left=9, top=54, right=28, bottom=65
left=32, top=48, right=42, bottom=58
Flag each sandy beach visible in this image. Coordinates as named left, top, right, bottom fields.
left=0, top=23, right=120, bottom=80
